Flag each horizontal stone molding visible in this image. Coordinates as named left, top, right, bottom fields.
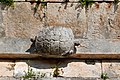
left=13, top=0, right=116, bottom=2
left=0, top=52, right=120, bottom=60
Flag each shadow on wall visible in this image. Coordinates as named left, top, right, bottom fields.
left=25, top=59, right=86, bottom=69
left=25, top=38, right=37, bottom=53
left=25, top=38, right=80, bottom=69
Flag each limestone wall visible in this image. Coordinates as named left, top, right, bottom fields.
left=1, top=0, right=120, bottom=52
left=0, top=0, right=120, bottom=79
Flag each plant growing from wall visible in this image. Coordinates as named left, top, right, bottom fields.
left=0, top=0, right=14, bottom=7
left=79, top=0, right=93, bottom=9
left=101, top=73, right=109, bottom=80
left=113, top=0, right=119, bottom=12
left=53, top=65, right=60, bottom=77
left=22, top=66, right=36, bottom=79
left=22, top=65, right=49, bottom=79
left=52, top=62, right=64, bottom=77
left=30, top=0, right=47, bottom=17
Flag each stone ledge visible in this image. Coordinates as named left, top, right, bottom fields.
left=13, top=0, right=115, bottom=2
left=0, top=52, right=119, bottom=60
left=0, top=77, right=100, bottom=80
left=0, top=77, right=120, bottom=80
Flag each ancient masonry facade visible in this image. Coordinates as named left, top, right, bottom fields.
left=0, top=0, right=120, bottom=80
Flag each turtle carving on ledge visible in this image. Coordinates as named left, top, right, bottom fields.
left=31, top=26, right=80, bottom=56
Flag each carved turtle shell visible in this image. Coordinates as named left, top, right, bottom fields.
left=34, top=26, right=79, bottom=56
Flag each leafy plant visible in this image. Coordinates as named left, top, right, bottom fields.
left=53, top=65, right=60, bottom=77
left=113, top=0, right=119, bottom=12
left=0, top=0, right=14, bottom=7
left=30, top=0, right=47, bottom=16
left=22, top=66, right=49, bottom=79
left=101, top=73, right=109, bottom=80
left=114, top=0, right=119, bottom=5
left=40, top=72, right=46, bottom=78
left=22, top=66, right=36, bottom=79
left=52, top=62, right=64, bottom=77
left=79, top=0, right=93, bottom=9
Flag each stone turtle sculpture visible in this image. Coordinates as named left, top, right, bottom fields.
left=32, top=26, right=79, bottom=56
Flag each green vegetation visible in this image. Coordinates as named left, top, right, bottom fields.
left=113, top=0, right=119, bottom=12
left=114, top=0, right=119, bottom=5
left=51, top=62, right=63, bottom=77
left=79, top=0, right=93, bottom=8
left=53, top=65, right=60, bottom=77
left=22, top=66, right=50, bottom=79
left=30, top=0, right=47, bottom=15
left=0, top=0, right=14, bottom=7
left=101, top=73, right=109, bottom=80
left=22, top=67, right=36, bottom=79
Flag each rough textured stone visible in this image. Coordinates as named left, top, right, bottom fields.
left=0, top=77, right=120, bottom=80
left=102, top=62, right=120, bottom=78
left=0, top=77, right=19, bottom=80
left=0, top=77, right=99, bottom=80
left=2, top=2, right=44, bottom=39
left=1, top=2, right=120, bottom=39
left=0, top=37, right=31, bottom=52
left=76, top=39, right=120, bottom=53
left=61, top=61, right=101, bottom=77
left=87, top=3, right=115, bottom=39
left=14, top=61, right=28, bottom=77
left=0, top=61, right=14, bottom=76
left=0, top=1, right=120, bottom=79
left=27, top=60, right=54, bottom=78
left=0, top=4, right=5, bottom=38
left=35, top=26, right=75, bottom=55
left=47, top=3, right=87, bottom=38
left=21, top=60, right=101, bottom=78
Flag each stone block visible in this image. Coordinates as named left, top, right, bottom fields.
left=61, top=61, right=101, bottom=77
left=69, top=0, right=79, bottom=2
left=102, top=62, right=120, bottom=78
left=27, top=60, right=54, bottom=77
left=104, top=0, right=114, bottom=1
left=45, top=0, right=64, bottom=2
left=14, top=0, right=25, bottom=1
left=0, top=77, right=99, bottom=80
left=22, top=60, right=101, bottom=77
left=3, top=2, right=44, bottom=38
left=47, top=3, right=87, bottom=38
left=0, top=77, right=19, bottom=80
left=77, top=39, right=120, bottom=53
left=0, top=37, right=31, bottom=52
left=14, top=61, right=28, bottom=77
left=0, top=61, right=14, bottom=76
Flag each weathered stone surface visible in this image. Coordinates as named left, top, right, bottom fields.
left=108, top=3, right=120, bottom=39
left=102, top=62, right=120, bottom=78
left=61, top=61, right=101, bottom=77
left=76, top=39, right=120, bottom=53
left=87, top=3, right=115, bottom=39
left=0, top=4, right=5, bottom=38
left=47, top=3, right=87, bottom=38
left=2, top=2, right=44, bottom=39
left=0, top=77, right=19, bottom=80
left=14, top=61, right=28, bottom=77
left=35, top=26, right=75, bottom=55
left=0, top=61, right=14, bottom=76
left=0, top=1, right=120, bottom=79
left=1, top=77, right=120, bottom=80
left=0, top=77, right=99, bottom=80
left=22, top=60, right=101, bottom=78
left=1, top=2, right=120, bottom=39
left=0, top=37, right=31, bottom=52
left=21, top=60, right=54, bottom=78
